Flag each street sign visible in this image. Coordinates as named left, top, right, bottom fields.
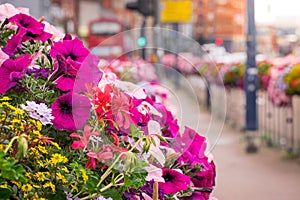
left=160, top=0, right=192, bottom=23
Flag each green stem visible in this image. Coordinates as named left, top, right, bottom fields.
left=96, top=137, right=144, bottom=187
left=4, top=136, right=19, bottom=154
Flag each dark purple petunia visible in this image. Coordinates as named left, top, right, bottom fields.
left=0, top=54, right=31, bottom=94
left=26, top=67, right=52, bottom=79
left=50, top=37, right=89, bottom=63
left=51, top=92, right=91, bottom=132
left=9, top=13, right=45, bottom=35
left=158, top=168, right=191, bottom=194
left=124, top=180, right=164, bottom=200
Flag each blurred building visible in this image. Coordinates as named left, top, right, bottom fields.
left=193, top=0, right=246, bottom=52
left=0, top=0, right=52, bottom=21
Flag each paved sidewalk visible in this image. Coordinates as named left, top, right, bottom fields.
left=159, top=74, right=300, bottom=200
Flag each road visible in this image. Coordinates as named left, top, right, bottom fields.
left=159, top=72, right=300, bottom=200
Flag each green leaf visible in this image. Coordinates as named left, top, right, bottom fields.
left=86, top=175, right=100, bottom=193
left=130, top=124, right=143, bottom=139
left=46, top=187, right=66, bottom=200
left=123, top=170, right=147, bottom=190
left=101, top=188, right=122, bottom=200
left=0, top=187, right=13, bottom=199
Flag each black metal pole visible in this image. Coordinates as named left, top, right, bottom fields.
left=141, top=18, right=146, bottom=60
left=245, top=0, right=258, bottom=153
left=173, top=23, right=179, bottom=88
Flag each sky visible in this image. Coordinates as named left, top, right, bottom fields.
left=255, top=0, right=300, bottom=23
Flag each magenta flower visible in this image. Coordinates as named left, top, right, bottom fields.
left=9, top=13, right=45, bottom=35
left=22, top=30, right=52, bottom=42
left=0, top=54, right=31, bottom=94
left=153, top=102, right=179, bottom=138
left=191, top=158, right=216, bottom=189
left=73, top=53, right=102, bottom=93
left=158, top=168, right=191, bottom=194
left=2, top=28, right=26, bottom=56
left=51, top=93, right=91, bottom=132
left=176, top=127, right=207, bottom=163
left=50, top=37, right=89, bottom=63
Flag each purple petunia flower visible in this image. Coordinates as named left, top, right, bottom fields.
left=26, top=67, right=52, bottom=79
left=51, top=92, right=91, bottom=132
left=9, top=13, right=45, bottom=35
left=0, top=54, right=31, bottom=94
left=50, top=37, right=89, bottom=63
left=158, top=168, right=191, bottom=194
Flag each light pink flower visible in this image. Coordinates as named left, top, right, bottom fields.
left=0, top=3, right=29, bottom=22
left=145, top=164, right=164, bottom=182
left=0, top=49, right=8, bottom=66
left=43, top=21, right=65, bottom=41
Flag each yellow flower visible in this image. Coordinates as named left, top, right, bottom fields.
left=80, top=169, right=88, bottom=184
left=33, top=130, right=41, bottom=136
left=14, top=108, right=24, bottom=115
left=33, top=184, right=41, bottom=189
left=50, top=153, right=68, bottom=165
left=51, top=142, right=61, bottom=150
left=28, top=147, right=39, bottom=157
left=37, top=145, right=48, bottom=154
left=0, top=182, right=8, bottom=188
left=61, top=167, right=69, bottom=173
left=0, top=144, right=7, bottom=151
left=25, top=172, right=32, bottom=179
left=56, top=172, right=68, bottom=184
left=43, top=182, right=55, bottom=192
left=36, top=121, right=42, bottom=131
left=10, top=180, right=21, bottom=188
left=21, top=183, right=33, bottom=192
left=35, top=172, right=45, bottom=182
left=0, top=96, right=11, bottom=101
left=71, top=184, right=78, bottom=192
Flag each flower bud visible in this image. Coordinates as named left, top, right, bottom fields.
left=17, top=135, right=28, bottom=159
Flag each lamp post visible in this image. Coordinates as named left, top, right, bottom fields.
left=245, top=0, right=258, bottom=153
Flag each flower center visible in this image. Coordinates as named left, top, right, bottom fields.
left=20, top=20, right=29, bottom=28
left=69, top=53, right=78, bottom=61
left=60, top=102, right=72, bottom=114
left=163, top=173, right=174, bottom=182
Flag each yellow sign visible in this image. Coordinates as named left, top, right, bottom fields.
left=161, top=0, right=192, bottom=23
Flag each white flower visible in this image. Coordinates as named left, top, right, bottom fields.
left=21, top=101, right=54, bottom=125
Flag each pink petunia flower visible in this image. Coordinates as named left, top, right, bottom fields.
left=0, top=54, right=31, bottom=94
left=158, top=168, right=191, bottom=194
left=0, top=3, right=29, bottom=22
left=50, top=37, right=89, bottom=63
left=0, top=48, right=8, bottom=66
left=51, top=93, right=91, bottom=132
